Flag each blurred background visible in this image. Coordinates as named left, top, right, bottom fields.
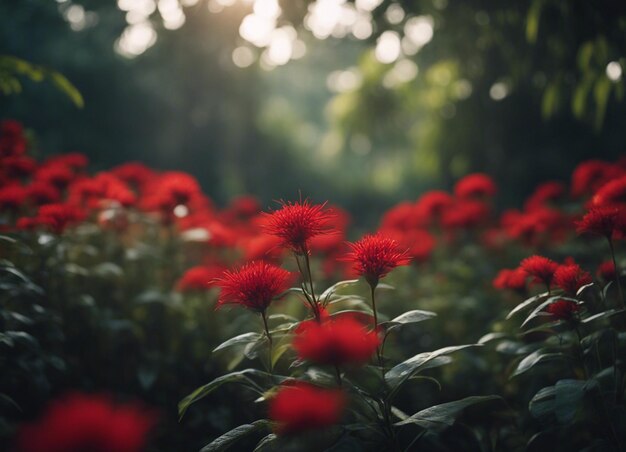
left=2, top=0, right=626, bottom=225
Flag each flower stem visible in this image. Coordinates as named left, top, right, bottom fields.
left=261, top=311, right=273, bottom=373
left=607, top=238, right=624, bottom=309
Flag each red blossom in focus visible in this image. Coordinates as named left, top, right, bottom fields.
left=576, top=207, right=624, bottom=239
left=520, top=255, right=559, bottom=289
left=571, top=160, right=624, bottom=198
left=293, top=315, right=380, bottom=366
left=454, top=173, right=497, bottom=199
left=598, top=260, right=617, bottom=282
left=493, top=268, right=527, bottom=292
left=216, top=261, right=292, bottom=312
left=262, top=200, right=334, bottom=253
left=546, top=299, right=579, bottom=321
left=14, top=393, right=156, bottom=452
left=554, top=264, right=592, bottom=295
left=268, top=382, right=345, bottom=435
left=343, top=233, right=410, bottom=286
left=176, top=265, right=225, bottom=293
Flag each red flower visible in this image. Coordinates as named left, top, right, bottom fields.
left=1, top=156, right=37, bottom=179
left=441, top=200, right=490, bottom=229
left=454, top=173, right=497, bottom=199
left=0, top=120, right=27, bottom=156
left=111, top=162, right=156, bottom=189
left=382, top=228, right=435, bottom=263
left=546, top=299, right=579, bottom=321
left=524, top=181, right=566, bottom=211
left=519, top=255, right=559, bottom=288
left=592, top=176, right=626, bottom=208
left=14, top=392, right=156, bottom=452
left=268, top=382, right=345, bottom=435
left=262, top=200, right=334, bottom=253
left=293, top=315, right=380, bottom=366
left=26, top=182, right=61, bottom=205
left=45, top=153, right=89, bottom=171
left=554, top=264, right=592, bottom=296
left=176, top=265, right=225, bottom=293
left=35, top=203, right=86, bottom=234
left=576, top=207, right=624, bottom=239
left=35, top=164, right=75, bottom=189
left=493, top=268, right=527, bottom=292
left=415, top=191, right=454, bottom=223
left=597, top=260, right=616, bottom=282
left=216, top=261, right=292, bottom=312
left=380, top=202, right=421, bottom=230
left=343, top=233, right=410, bottom=286
left=0, top=185, right=27, bottom=211
left=571, top=160, right=624, bottom=198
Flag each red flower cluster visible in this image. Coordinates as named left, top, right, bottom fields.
left=14, top=393, right=156, bottom=452
left=492, top=268, right=527, bottom=293
left=268, top=382, right=345, bottom=435
left=344, top=233, right=410, bottom=286
left=576, top=206, right=624, bottom=239
left=597, top=260, right=616, bottom=281
left=262, top=200, right=335, bottom=254
left=554, top=264, right=592, bottom=295
left=17, top=203, right=86, bottom=234
left=519, top=255, right=559, bottom=289
left=546, top=299, right=579, bottom=321
left=293, top=315, right=380, bottom=366
left=216, top=261, right=292, bottom=312
left=0, top=119, right=27, bottom=156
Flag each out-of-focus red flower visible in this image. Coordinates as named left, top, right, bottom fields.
left=35, top=203, right=86, bottom=234
left=554, top=264, right=592, bottom=296
left=262, top=200, right=334, bottom=254
left=25, top=182, right=61, bottom=206
left=524, top=181, right=566, bottom=211
left=111, top=162, right=156, bottom=190
left=35, top=164, right=75, bottom=189
left=503, top=207, right=570, bottom=246
left=268, top=382, right=345, bottom=435
left=382, top=228, right=435, bottom=263
left=592, top=176, right=626, bottom=208
left=293, top=315, right=380, bottom=366
left=520, top=255, right=559, bottom=288
left=454, top=173, right=497, bottom=199
left=1, top=156, right=37, bottom=179
left=176, top=265, right=225, bottom=293
left=493, top=268, right=527, bottom=292
left=343, top=233, right=410, bottom=286
left=45, top=153, right=89, bottom=171
left=0, top=185, right=27, bottom=211
left=14, top=392, right=156, bottom=452
left=597, top=260, right=617, bottom=282
left=239, top=234, right=284, bottom=262
left=571, top=160, right=624, bottom=198
left=216, top=261, right=292, bottom=312
left=67, top=173, right=136, bottom=209
left=0, top=120, right=27, bottom=156
left=380, top=202, right=421, bottom=231
left=415, top=191, right=454, bottom=224
left=546, top=299, right=579, bottom=321
left=441, top=200, right=490, bottom=230
left=576, top=207, right=624, bottom=239
left=226, top=195, right=262, bottom=219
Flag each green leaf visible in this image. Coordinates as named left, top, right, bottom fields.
left=200, top=420, right=272, bottom=452
left=382, top=310, right=437, bottom=331
left=511, top=350, right=568, bottom=378
left=506, top=291, right=550, bottom=319
left=526, top=0, right=545, bottom=43
left=478, top=332, right=509, bottom=344
left=385, top=344, right=480, bottom=393
left=395, top=395, right=505, bottom=432
left=593, top=76, right=612, bottom=130
left=520, top=296, right=578, bottom=328
left=529, top=379, right=598, bottom=423
left=320, top=279, right=360, bottom=302
left=213, top=333, right=262, bottom=353
left=253, top=434, right=278, bottom=451
left=179, top=370, right=279, bottom=419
